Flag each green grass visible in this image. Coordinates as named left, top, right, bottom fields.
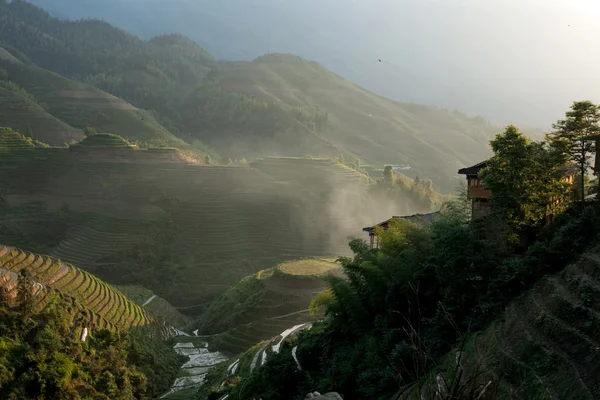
left=278, top=258, right=338, bottom=276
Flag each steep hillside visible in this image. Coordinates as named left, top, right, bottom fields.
left=0, top=244, right=150, bottom=331
left=0, top=140, right=438, bottom=319
left=218, top=54, right=497, bottom=190
left=198, top=258, right=342, bottom=355
left=451, top=245, right=600, bottom=399
left=0, top=146, right=380, bottom=310
left=117, top=284, right=190, bottom=329
left=0, top=262, right=184, bottom=399
left=0, top=55, right=184, bottom=146
left=0, top=0, right=216, bottom=137
left=0, top=80, right=82, bottom=145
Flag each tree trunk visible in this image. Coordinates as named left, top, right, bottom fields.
left=581, top=159, right=586, bottom=203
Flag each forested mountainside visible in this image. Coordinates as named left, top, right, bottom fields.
left=0, top=0, right=502, bottom=192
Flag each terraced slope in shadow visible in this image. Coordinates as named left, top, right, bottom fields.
left=463, top=246, right=600, bottom=399
left=1, top=149, right=379, bottom=312
left=198, top=258, right=342, bottom=355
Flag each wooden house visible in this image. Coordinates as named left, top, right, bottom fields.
left=457, top=161, right=493, bottom=219
left=458, top=159, right=576, bottom=221
left=362, top=212, right=439, bottom=249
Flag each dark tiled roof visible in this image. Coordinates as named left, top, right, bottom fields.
left=457, top=160, right=488, bottom=176
left=459, top=160, right=577, bottom=177
left=362, top=211, right=440, bottom=233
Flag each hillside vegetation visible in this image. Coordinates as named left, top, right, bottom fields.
left=220, top=118, right=600, bottom=400
left=217, top=54, right=497, bottom=189
left=0, top=277, right=183, bottom=398
left=0, top=0, right=502, bottom=191
left=0, top=54, right=184, bottom=147
left=0, top=244, right=151, bottom=331
left=453, top=245, right=600, bottom=399
left=0, top=144, right=438, bottom=313
left=197, top=258, right=342, bottom=355
left=0, top=127, right=47, bottom=151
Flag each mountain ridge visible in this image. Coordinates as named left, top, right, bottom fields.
left=1, top=0, right=503, bottom=191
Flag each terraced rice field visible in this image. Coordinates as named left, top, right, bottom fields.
left=198, top=259, right=340, bottom=355
left=279, top=259, right=338, bottom=276
left=0, top=244, right=150, bottom=331
left=162, top=336, right=228, bottom=399
left=251, top=157, right=372, bottom=187
left=197, top=323, right=312, bottom=397
left=1, top=150, right=370, bottom=310
left=459, top=246, right=600, bottom=399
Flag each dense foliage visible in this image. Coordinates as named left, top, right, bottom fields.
left=227, top=196, right=600, bottom=399
left=480, top=125, right=571, bottom=242
left=0, top=284, right=183, bottom=399
left=547, top=100, right=600, bottom=201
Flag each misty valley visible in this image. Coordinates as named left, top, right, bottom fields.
left=1, top=1, right=600, bottom=400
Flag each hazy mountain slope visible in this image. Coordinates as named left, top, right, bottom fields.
left=0, top=0, right=215, bottom=137
left=0, top=56, right=184, bottom=146
left=218, top=54, right=496, bottom=189
left=0, top=77, right=81, bottom=145
left=24, top=0, right=589, bottom=129
left=0, top=1, right=501, bottom=190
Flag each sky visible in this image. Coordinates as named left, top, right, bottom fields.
left=322, top=0, right=600, bottom=93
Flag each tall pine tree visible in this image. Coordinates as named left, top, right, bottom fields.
left=549, top=101, right=600, bottom=202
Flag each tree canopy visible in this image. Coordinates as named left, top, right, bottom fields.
left=548, top=100, right=600, bottom=201
left=0, top=278, right=182, bottom=399
left=480, top=125, right=571, bottom=241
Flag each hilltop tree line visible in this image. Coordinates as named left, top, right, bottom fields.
left=216, top=101, right=600, bottom=400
